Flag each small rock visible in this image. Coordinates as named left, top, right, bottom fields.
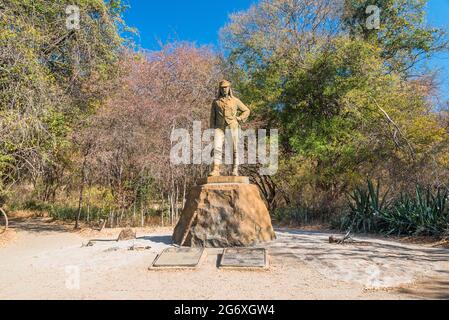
left=81, top=241, right=95, bottom=247
left=129, top=245, right=151, bottom=251
left=117, top=228, right=136, bottom=241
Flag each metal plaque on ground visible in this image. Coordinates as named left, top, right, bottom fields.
left=219, top=248, right=268, bottom=269
left=150, top=247, right=205, bottom=270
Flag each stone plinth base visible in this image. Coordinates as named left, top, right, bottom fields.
left=173, top=180, right=276, bottom=248
left=198, top=176, right=250, bottom=185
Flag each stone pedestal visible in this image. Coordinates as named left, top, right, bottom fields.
left=173, top=177, right=276, bottom=248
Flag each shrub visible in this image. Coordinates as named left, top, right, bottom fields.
left=339, top=180, right=449, bottom=237
left=381, top=187, right=449, bottom=236
left=273, top=206, right=310, bottom=226
left=340, top=180, right=389, bottom=233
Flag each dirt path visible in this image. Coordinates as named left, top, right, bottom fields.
left=0, top=218, right=448, bottom=300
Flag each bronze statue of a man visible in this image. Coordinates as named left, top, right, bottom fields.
left=209, top=80, right=250, bottom=177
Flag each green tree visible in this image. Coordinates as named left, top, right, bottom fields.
left=220, top=0, right=448, bottom=215
left=342, top=0, right=448, bottom=74
left=0, top=0, right=130, bottom=200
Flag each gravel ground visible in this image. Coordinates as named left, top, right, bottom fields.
left=1, top=218, right=448, bottom=300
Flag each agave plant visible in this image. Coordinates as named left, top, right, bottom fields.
left=381, top=192, right=416, bottom=235
left=412, top=186, right=449, bottom=236
left=342, top=182, right=449, bottom=237
left=341, top=180, right=389, bottom=233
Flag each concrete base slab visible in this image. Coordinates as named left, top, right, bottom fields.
left=219, top=248, right=269, bottom=270
left=149, top=247, right=206, bottom=270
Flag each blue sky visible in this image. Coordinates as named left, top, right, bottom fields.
left=426, top=0, right=449, bottom=102
left=123, top=0, right=449, bottom=102
left=122, top=0, right=255, bottom=49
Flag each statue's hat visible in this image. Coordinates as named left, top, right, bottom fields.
left=219, top=80, right=231, bottom=87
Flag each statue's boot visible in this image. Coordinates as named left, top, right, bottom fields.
left=232, top=165, right=239, bottom=177
left=209, top=164, right=220, bottom=177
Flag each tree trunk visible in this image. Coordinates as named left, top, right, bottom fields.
left=75, top=155, right=88, bottom=230
left=133, top=202, right=136, bottom=227
left=182, top=177, right=187, bottom=210
left=141, top=204, right=144, bottom=227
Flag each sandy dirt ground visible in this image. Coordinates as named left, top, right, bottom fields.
left=1, top=218, right=449, bottom=300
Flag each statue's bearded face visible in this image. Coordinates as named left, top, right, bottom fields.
left=220, top=86, right=230, bottom=97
